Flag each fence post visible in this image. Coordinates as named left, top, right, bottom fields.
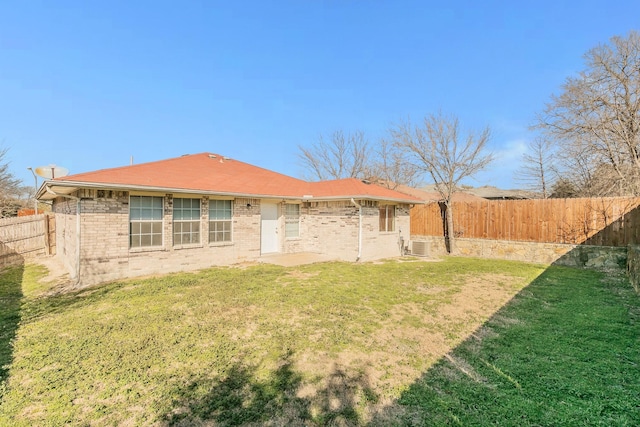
left=44, top=213, right=51, bottom=255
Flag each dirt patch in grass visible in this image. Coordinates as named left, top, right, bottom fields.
left=27, top=257, right=75, bottom=296
left=283, top=272, right=532, bottom=424
left=438, top=274, right=520, bottom=324
left=282, top=270, right=321, bottom=280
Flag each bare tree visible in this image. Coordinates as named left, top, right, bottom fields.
left=369, top=138, right=421, bottom=189
left=515, top=137, right=557, bottom=198
left=298, top=129, right=422, bottom=189
left=391, top=112, right=493, bottom=253
left=535, top=31, right=640, bottom=196
left=297, top=130, right=372, bottom=181
left=0, top=147, right=25, bottom=217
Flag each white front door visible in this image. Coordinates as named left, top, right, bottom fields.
left=261, top=203, right=279, bottom=254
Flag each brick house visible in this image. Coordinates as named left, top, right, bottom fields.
left=36, top=153, right=421, bottom=287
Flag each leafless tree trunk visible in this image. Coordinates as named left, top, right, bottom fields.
left=535, top=31, right=640, bottom=196
left=391, top=112, right=493, bottom=253
left=515, top=137, right=557, bottom=198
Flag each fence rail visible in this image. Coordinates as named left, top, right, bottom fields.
left=410, top=197, right=640, bottom=246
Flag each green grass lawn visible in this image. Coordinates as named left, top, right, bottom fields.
left=0, top=257, right=638, bottom=426
left=395, top=265, right=640, bottom=426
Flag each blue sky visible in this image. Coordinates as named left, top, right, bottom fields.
left=1, top=1, right=638, bottom=190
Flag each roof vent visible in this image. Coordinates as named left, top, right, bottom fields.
left=208, top=154, right=217, bottom=159
left=362, top=179, right=371, bottom=185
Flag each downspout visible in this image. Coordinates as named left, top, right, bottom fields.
left=46, top=187, right=81, bottom=285
left=350, top=198, right=362, bottom=261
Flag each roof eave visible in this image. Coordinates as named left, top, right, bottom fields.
left=36, top=181, right=303, bottom=201
left=305, top=195, right=422, bottom=204
left=37, top=181, right=422, bottom=204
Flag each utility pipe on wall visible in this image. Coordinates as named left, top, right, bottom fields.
left=46, top=187, right=81, bottom=285
left=350, top=198, right=363, bottom=261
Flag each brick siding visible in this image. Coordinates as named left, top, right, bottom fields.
left=52, top=189, right=411, bottom=287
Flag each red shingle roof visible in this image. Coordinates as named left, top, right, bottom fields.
left=42, top=152, right=421, bottom=203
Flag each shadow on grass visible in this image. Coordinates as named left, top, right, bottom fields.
left=162, top=351, right=378, bottom=426
left=15, top=282, right=119, bottom=325
left=0, top=262, right=24, bottom=395
left=387, top=265, right=640, bottom=426
left=160, top=260, right=640, bottom=426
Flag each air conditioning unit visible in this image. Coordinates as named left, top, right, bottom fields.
left=411, top=240, right=430, bottom=257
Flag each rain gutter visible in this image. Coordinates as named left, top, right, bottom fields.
left=350, top=198, right=363, bottom=261
left=37, top=181, right=422, bottom=204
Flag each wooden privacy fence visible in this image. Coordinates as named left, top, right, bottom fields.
left=411, top=197, right=640, bottom=246
left=0, top=214, right=55, bottom=267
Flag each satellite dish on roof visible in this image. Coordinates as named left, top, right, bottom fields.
left=34, top=165, right=69, bottom=179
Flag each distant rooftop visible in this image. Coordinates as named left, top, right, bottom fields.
left=416, top=184, right=535, bottom=200
left=394, top=184, right=486, bottom=202
left=463, top=186, right=535, bottom=200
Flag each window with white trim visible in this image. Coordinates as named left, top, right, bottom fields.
left=285, top=204, right=300, bottom=238
left=173, top=198, right=201, bottom=245
left=209, top=200, right=232, bottom=242
left=130, top=195, right=163, bottom=248
left=379, top=205, right=395, bottom=232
